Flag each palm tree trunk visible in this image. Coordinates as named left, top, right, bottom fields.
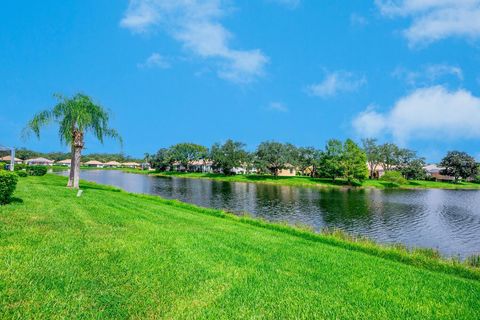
left=67, top=143, right=75, bottom=187
left=71, top=130, right=84, bottom=189
left=72, top=147, right=82, bottom=188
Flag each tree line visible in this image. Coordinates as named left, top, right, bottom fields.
left=0, top=148, right=141, bottom=163
left=148, top=139, right=480, bottom=184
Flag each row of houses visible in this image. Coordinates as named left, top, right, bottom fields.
left=371, top=163, right=457, bottom=181
left=170, top=160, right=298, bottom=177
left=0, top=156, right=149, bottom=169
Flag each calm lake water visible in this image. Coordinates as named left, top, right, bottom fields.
left=59, top=170, right=480, bottom=258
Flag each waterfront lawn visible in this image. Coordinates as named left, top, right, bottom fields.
left=0, top=175, right=479, bottom=319
left=153, top=171, right=480, bottom=190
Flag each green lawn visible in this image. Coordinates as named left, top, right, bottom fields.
left=0, top=175, right=479, bottom=319
left=151, top=171, right=480, bottom=190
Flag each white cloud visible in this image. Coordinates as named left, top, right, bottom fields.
left=393, top=63, right=463, bottom=86
left=268, top=102, right=288, bottom=112
left=353, top=86, right=480, bottom=144
left=121, top=0, right=268, bottom=83
left=307, top=71, right=366, bottom=98
left=375, top=0, right=480, bottom=45
left=138, top=53, right=170, bottom=69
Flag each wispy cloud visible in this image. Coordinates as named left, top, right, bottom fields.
left=350, top=13, right=368, bottom=27
left=307, top=71, right=366, bottom=98
left=392, top=64, right=463, bottom=86
left=353, top=86, right=480, bottom=144
left=268, top=101, right=288, bottom=112
left=138, top=53, right=170, bottom=69
left=121, top=0, right=269, bottom=83
left=375, top=0, right=480, bottom=46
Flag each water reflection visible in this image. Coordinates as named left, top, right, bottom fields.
left=58, top=170, right=480, bottom=257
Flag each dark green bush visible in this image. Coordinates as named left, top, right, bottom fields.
left=380, top=171, right=407, bottom=185
left=0, top=171, right=18, bottom=204
left=0, top=162, right=7, bottom=170
left=27, top=165, right=48, bottom=176
left=17, top=171, right=28, bottom=177
left=13, top=163, right=26, bottom=171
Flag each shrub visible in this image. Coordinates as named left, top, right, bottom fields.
left=13, top=163, right=26, bottom=171
left=27, top=165, right=48, bottom=176
left=17, top=171, right=28, bottom=177
left=0, top=171, right=18, bottom=204
left=380, top=171, right=407, bottom=185
left=0, top=162, right=7, bottom=170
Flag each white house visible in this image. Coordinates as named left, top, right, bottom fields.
left=104, top=161, right=122, bottom=168
left=84, top=160, right=104, bottom=168
left=56, top=159, right=71, bottom=167
left=25, top=157, right=54, bottom=166
left=122, top=162, right=140, bottom=169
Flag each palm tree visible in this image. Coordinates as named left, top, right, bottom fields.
left=24, top=93, right=122, bottom=188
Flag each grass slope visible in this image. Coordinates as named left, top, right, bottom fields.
left=0, top=175, right=479, bottom=319
left=152, top=171, right=480, bottom=190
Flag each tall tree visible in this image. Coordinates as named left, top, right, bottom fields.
left=362, top=138, right=381, bottom=179
left=318, top=139, right=344, bottom=181
left=151, top=148, right=174, bottom=171
left=24, top=93, right=121, bottom=188
left=440, top=151, right=478, bottom=183
left=295, top=147, right=321, bottom=177
left=210, top=139, right=248, bottom=175
left=255, top=141, right=293, bottom=176
left=341, top=139, right=368, bottom=182
left=170, top=143, right=208, bottom=170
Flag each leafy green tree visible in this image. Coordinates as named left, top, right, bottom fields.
left=440, top=151, right=478, bottom=183
left=378, top=143, right=402, bottom=171
left=255, top=141, right=293, bottom=176
left=362, top=138, right=382, bottom=179
left=293, top=147, right=321, bottom=177
left=170, top=143, right=208, bottom=170
left=24, top=93, right=122, bottom=188
left=401, top=158, right=426, bottom=180
left=210, top=139, right=248, bottom=175
left=318, top=139, right=344, bottom=181
left=341, top=139, right=368, bottom=183
left=151, top=148, right=174, bottom=171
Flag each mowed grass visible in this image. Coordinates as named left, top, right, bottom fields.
left=152, top=171, right=480, bottom=190
left=0, top=175, right=479, bottom=319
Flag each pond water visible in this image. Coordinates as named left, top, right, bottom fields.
left=58, top=170, right=480, bottom=258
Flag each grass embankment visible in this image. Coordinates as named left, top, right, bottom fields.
left=152, top=171, right=480, bottom=190
left=1, top=175, right=479, bottom=318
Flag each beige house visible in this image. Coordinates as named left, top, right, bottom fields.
left=84, top=160, right=104, bottom=168
left=57, top=159, right=71, bottom=167
left=25, top=157, right=54, bottom=166
left=123, top=162, right=140, bottom=169
left=0, top=156, right=23, bottom=164
left=277, top=164, right=297, bottom=177
left=104, top=161, right=122, bottom=168
left=368, top=164, right=385, bottom=179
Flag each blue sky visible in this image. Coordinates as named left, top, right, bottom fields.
left=1, top=0, right=480, bottom=161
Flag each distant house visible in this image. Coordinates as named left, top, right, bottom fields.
left=104, top=161, right=122, bottom=168
left=424, top=164, right=454, bottom=182
left=84, top=160, right=104, bottom=168
left=122, top=162, right=140, bottom=169
left=189, top=160, right=213, bottom=173
left=0, top=156, right=23, bottom=164
left=25, top=157, right=54, bottom=166
left=141, top=162, right=153, bottom=170
left=57, top=159, right=71, bottom=167
left=368, top=164, right=386, bottom=179
left=277, top=164, right=297, bottom=177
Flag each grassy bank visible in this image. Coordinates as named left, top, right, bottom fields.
left=151, top=171, right=480, bottom=190
left=0, top=175, right=479, bottom=318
